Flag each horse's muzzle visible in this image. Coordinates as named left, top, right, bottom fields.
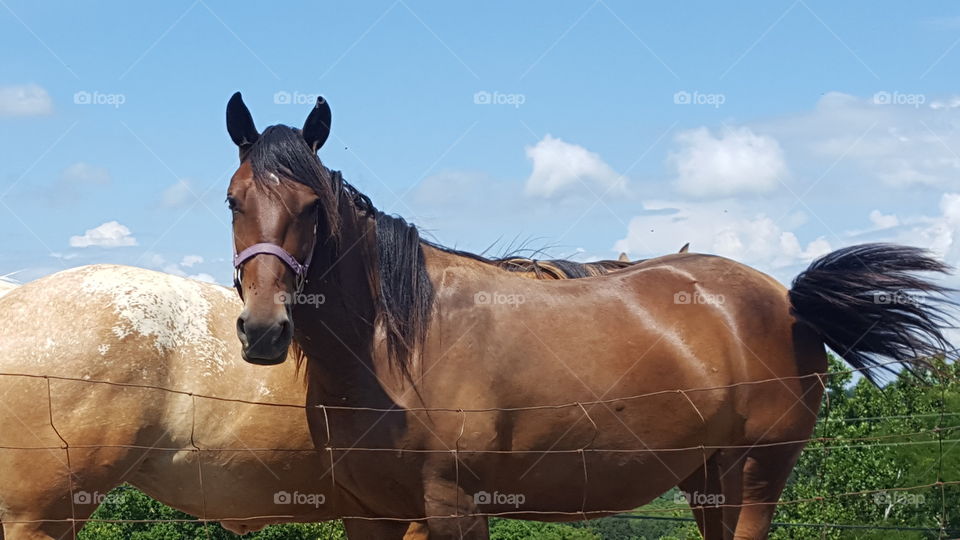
left=237, top=311, right=292, bottom=365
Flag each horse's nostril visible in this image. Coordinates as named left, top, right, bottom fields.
left=274, top=319, right=291, bottom=344
left=236, top=316, right=247, bottom=342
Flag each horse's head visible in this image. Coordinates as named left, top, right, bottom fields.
left=226, top=92, right=335, bottom=365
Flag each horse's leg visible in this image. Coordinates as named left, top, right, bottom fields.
left=422, top=515, right=488, bottom=540
left=678, top=453, right=725, bottom=540
left=0, top=460, right=84, bottom=540
left=716, top=449, right=746, bottom=539
left=3, top=521, right=70, bottom=540
left=731, top=444, right=804, bottom=539
left=419, top=478, right=488, bottom=539
left=343, top=519, right=420, bottom=539
left=2, top=505, right=90, bottom=540
left=402, top=521, right=431, bottom=539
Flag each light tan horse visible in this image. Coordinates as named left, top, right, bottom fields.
left=0, top=265, right=433, bottom=539
left=225, top=93, right=955, bottom=540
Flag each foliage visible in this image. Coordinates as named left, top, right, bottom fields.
left=490, top=518, right=600, bottom=539
left=771, top=355, right=960, bottom=539
left=78, top=486, right=345, bottom=540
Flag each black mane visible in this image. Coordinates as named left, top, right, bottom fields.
left=247, top=125, right=626, bottom=371
left=249, top=125, right=433, bottom=371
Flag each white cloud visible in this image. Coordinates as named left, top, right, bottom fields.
left=61, top=162, right=110, bottom=186
left=883, top=193, right=960, bottom=268
left=869, top=210, right=899, bottom=230
left=180, top=255, right=203, bottom=267
left=760, top=92, right=960, bottom=188
left=614, top=200, right=830, bottom=273
left=143, top=253, right=221, bottom=285
left=615, top=192, right=960, bottom=290
left=670, top=126, right=788, bottom=198
left=188, top=273, right=217, bottom=284
left=37, top=163, right=111, bottom=206
left=69, top=221, right=137, bottom=248
left=0, top=84, right=53, bottom=117
left=524, top=135, right=627, bottom=198
left=161, top=180, right=196, bottom=208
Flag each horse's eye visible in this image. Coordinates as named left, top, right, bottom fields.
left=226, top=196, right=239, bottom=212
left=300, top=201, right=319, bottom=217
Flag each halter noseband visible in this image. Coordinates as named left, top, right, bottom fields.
left=232, top=220, right=318, bottom=299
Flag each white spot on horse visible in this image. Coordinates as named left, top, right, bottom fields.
left=98, top=344, right=110, bottom=356
left=78, top=266, right=228, bottom=374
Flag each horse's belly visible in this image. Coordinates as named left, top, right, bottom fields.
left=459, top=447, right=704, bottom=517
left=129, top=448, right=335, bottom=522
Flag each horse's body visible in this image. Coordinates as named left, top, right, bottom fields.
left=0, top=265, right=351, bottom=539
left=299, top=248, right=826, bottom=539
left=225, top=94, right=954, bottom=539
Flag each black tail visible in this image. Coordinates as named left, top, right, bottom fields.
left=789, top=243, right=957, bottom=384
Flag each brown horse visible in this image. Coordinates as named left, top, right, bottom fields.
left=225, top=93, right=954, bottom=540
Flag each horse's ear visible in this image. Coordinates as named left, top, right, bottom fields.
left=226, top=92, right=259, bottom=152
left=302, top=96, right=331, bottom=152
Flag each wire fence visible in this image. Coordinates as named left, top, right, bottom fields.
left=1, top=355, right=957, bottom=537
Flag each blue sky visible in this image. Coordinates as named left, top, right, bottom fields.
left=2, top=1, right=960, bottom=286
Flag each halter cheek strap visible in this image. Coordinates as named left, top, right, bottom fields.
left=233, top=222, right=318, bottom=299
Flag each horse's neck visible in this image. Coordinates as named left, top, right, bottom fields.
left=293, top=203, right=402, bottom=407
left=292, top=202, right=495, bottom=407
